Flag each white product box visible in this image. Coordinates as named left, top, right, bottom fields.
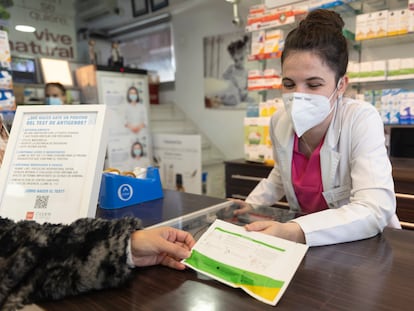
left=263, top=69, right=281, bottom=89
left=389, top=89, right=401, bottom=125
left=251, top=31, right=265, bottom=56
left=359, top=61, right=373, bottom=82
left=264, top=29, right=283, bottom=56
left=347, top=61, right=360, bottom=83
left=387, top=10, right=400, bottom=36
left=244, top=117, right=273, bottom=164
left=399, top=58, right=414, bottom=79
left=366, top=12, right=376, bottom=39
left=387, top=58, right=401, bottom=79
left=246, top=13, right=264, bottom=32
left=308, top=0, right=334, bottom=10
left=356, top=13, right=369, bottom=40
left=0, top=30, right=11, bottom=69
left=260, top=7, right=295, bottom=30
left=249, top=4, right=265, bottom=14
left=373, top=10, right=388, bottom=38
left=265, top=0, right=301, bottom=9
left=408, top=9, right=414, bottom=32
left=259, top=98, right=283, bottom=117
left=248, top=70, right=264, bottom=91
left=399, top=89, right=414, bottom=124
left=291, top=3, right=308, bottom=15
left=0, top=70, right=12, bottom=89
left=398, top=9, right=409, bottom=35
left=380, top=89, right=392, bottom=124
left=369, top=60, right=387, bottom=81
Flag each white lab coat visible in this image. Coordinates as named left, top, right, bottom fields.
left=246, top=97, right=400, bottom=246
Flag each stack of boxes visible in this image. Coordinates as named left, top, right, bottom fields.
left=244, top=98, right=283, bottom=164
left=350, top=2, right=414, bottom=82
left=364, top=89, right=414, bottom=125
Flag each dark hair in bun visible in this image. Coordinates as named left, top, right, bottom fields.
left=281, top=9, right=348, bottom=82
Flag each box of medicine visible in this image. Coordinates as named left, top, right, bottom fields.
left=244, top=117, right=273, bottom=164
left=373, top=10, right=388, bottom=38
left=251, top=31, right=265, bottom=57
left=358, top=61, right=373, bottom=82
left=399, top=58, right=414, bottom=79
left=370, top=60, right=387, bottom=81
left=355, top=13, right=369, bottom=40
left=347, top=61, right=360, bottom=83
left=387, top=58, right=401, bottom=80
left=387, top=10, right=400, bottom=36
left=398, top=10, right=409, bottom=35
left=408, top=9, right=414, bottom=32
left=399, top=89, right=413, bottom=125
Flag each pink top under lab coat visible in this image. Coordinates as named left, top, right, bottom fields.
left=292, top=135, right=328, bottom=214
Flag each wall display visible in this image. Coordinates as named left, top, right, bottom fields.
left=96, top=69, right=152, bottom=172
left=131, top=0, right=149, bottom=17
left=204, top=31, right=258, bottom=110
left=152, top=133, right=201, bottom=195
left=0, top=104, right=109, bottom=224
left=6, top=0, right=77, bottom=60
left=150, top=0, right=169, bottom=12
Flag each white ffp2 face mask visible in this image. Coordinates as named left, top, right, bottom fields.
left=282, top=88, right=338, bottom=137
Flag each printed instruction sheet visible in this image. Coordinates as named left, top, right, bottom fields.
left=183, top=219, right=308, bottom=306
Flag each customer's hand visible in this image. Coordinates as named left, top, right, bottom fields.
left=130, top=227, right=196, bottom=270
left=228, top=198, right=253, bottom=215
left=245, top=221, right=306, bottom=244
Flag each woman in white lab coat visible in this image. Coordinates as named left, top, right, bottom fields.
left=233, top=9, right=400, bottom=246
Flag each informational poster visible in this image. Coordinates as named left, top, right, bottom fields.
left=152, top=134, right=201, bottom=194
left=96, top=70, right=152, bottom=172
left=0, top=105, right=108, bottom=224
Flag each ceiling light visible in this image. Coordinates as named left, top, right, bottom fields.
left=15, top=25, right=36, bottom=33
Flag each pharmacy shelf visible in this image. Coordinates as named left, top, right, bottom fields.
left=357, top=32, right=414, bottom=48
left=349, top=77, right=414, bottom=90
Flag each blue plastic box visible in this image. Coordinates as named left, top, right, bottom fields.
left=98, top=166, right=164, bottom=209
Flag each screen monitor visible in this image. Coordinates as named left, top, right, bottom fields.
left=10, top=56, right=38, bottom=84
left=40, top=58, right=73, bottom=87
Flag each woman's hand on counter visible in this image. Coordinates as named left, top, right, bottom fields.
left=228, top=198, right=254, bottom=215
left=244, top=221, right=306, bottom=244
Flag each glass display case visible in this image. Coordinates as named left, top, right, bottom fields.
left=148, top=200, right=298, bottom=240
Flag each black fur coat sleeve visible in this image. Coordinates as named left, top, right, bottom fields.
left=0, top=216, right=142, bottom=310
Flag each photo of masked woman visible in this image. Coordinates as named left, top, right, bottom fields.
left=124, top=86, right=146, bottom=135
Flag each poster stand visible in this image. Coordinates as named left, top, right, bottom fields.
left=0, top=105, right=108, bottom=224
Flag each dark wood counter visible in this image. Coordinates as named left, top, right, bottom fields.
left=390, top=158, right=414, bottom=227
left=39, top=227, right=414, bottom=311
left=226, top=158, right=414, bottom=225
